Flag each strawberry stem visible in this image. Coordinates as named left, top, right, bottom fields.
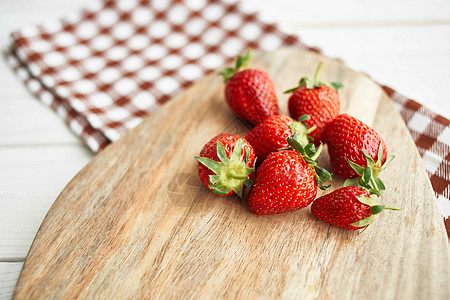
left=284, top=62, right=342, bottom=92
left=313, top=62, right=323, bottom=82
left=370, top=204, right=401, bottom=215
left=228, top=171, right=249, bottom=180
left=370, top=176, right=379, bottom=192
left=384, top=206, right=402, bottom=211
left=304, top=125, right=317, bottom=136
left=219, top=49, right=253, bottom=82
left=310, top=143, right=323, bottom=161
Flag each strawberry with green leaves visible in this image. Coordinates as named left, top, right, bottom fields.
left=311, top=186, right=401, bottom=230
left=195, top=133, right=256, bottom=197
left=247, top=135, right=331, bottom=215
left=219, top=50, right=279, bottom=125
left=285, top=62, right=342, bottom=144
left=323, top=114, right=394, bottom=195
left=245, top=114, right=315, bottom=162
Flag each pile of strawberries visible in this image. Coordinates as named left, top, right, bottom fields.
left=195, top=50, right=400, bottom=231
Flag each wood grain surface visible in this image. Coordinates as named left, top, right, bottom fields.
left=13, top=49, right=449, bottom=299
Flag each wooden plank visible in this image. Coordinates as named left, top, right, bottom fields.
left=0, top=262, right=23, bottom=300
left=0, top=145, right=93, bottom=259
left=0, top=0, right=90, bottom=38
left=0, top=48, right=86, bottom=146
left=1, top=0, right=449, bottom=298
left=1, top=0, right=449, bottom=39
left=246, top=0, right=450, bottom=25
left=0, top=97, right=83, bottom=146
left=13, top=49, right=449, bottom=299
left=0, top=0, right=91, bottom=146
left=295, top=25, right=450, bottom=118
left=1, top=0, right=448, bottom=262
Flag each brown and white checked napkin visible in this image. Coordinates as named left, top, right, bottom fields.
left=4, top=0, right=450, bottom=236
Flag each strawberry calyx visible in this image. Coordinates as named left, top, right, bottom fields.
left=284, top=62, right=343, bottom=93
left=343, top=142, right=395, bottom=196
left=350, top=195, right=401, bottom=229
left=286, top=135, right=332, bottom=190
left=195, top=138, right=255, bottom=198
left=289, top=115, right=317, bottom=146
left=219, top=49, right=253, bottom=82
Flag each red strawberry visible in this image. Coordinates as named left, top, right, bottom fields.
left=245, top=114, right=315, bottom=162
left=323, top=114, right=394, bottom=195
left=311, top=186, right=400, bottom=230
left=247, top=136, right=331, bottom=215
left=285, top=62, right=342, bottom=144
left=195, top=133, right=256, bottom=197
left=220, top=50, right=279, bottom=125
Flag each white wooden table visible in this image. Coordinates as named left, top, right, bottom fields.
left=1, top=0, right=449, bottom=298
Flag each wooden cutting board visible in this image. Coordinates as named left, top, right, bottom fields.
left=14, top=49, right=449, bottom=299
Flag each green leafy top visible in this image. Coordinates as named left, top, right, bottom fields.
left=286, top=134, right=332, bottom=190
left=195, top=138, right=255, bottom=198
left=343, top=141, right=395, bottom=196
left=219, top=49, right=253, bottom=82
left=288, top=115, right=317, bottom=146
left=350, top=195, right=401, bottom=229
left=284, top=62, right=343, bottom=94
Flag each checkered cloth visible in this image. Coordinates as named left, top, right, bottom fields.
left=4, top=0, right=449, bottom=237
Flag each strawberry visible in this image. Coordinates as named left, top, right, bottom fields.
left=245, top=114, right=315, bottom=162
left=247, top=136, right=331, bottom=215
left=285, top=62, right=342, bottom=144
left=323, top=114, right=395, bottom=195
left=219, top=50, right=279, bottom=125
left=311, top=186, right=400, bottom=230
left=195, top=133, right=256, bottom=197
